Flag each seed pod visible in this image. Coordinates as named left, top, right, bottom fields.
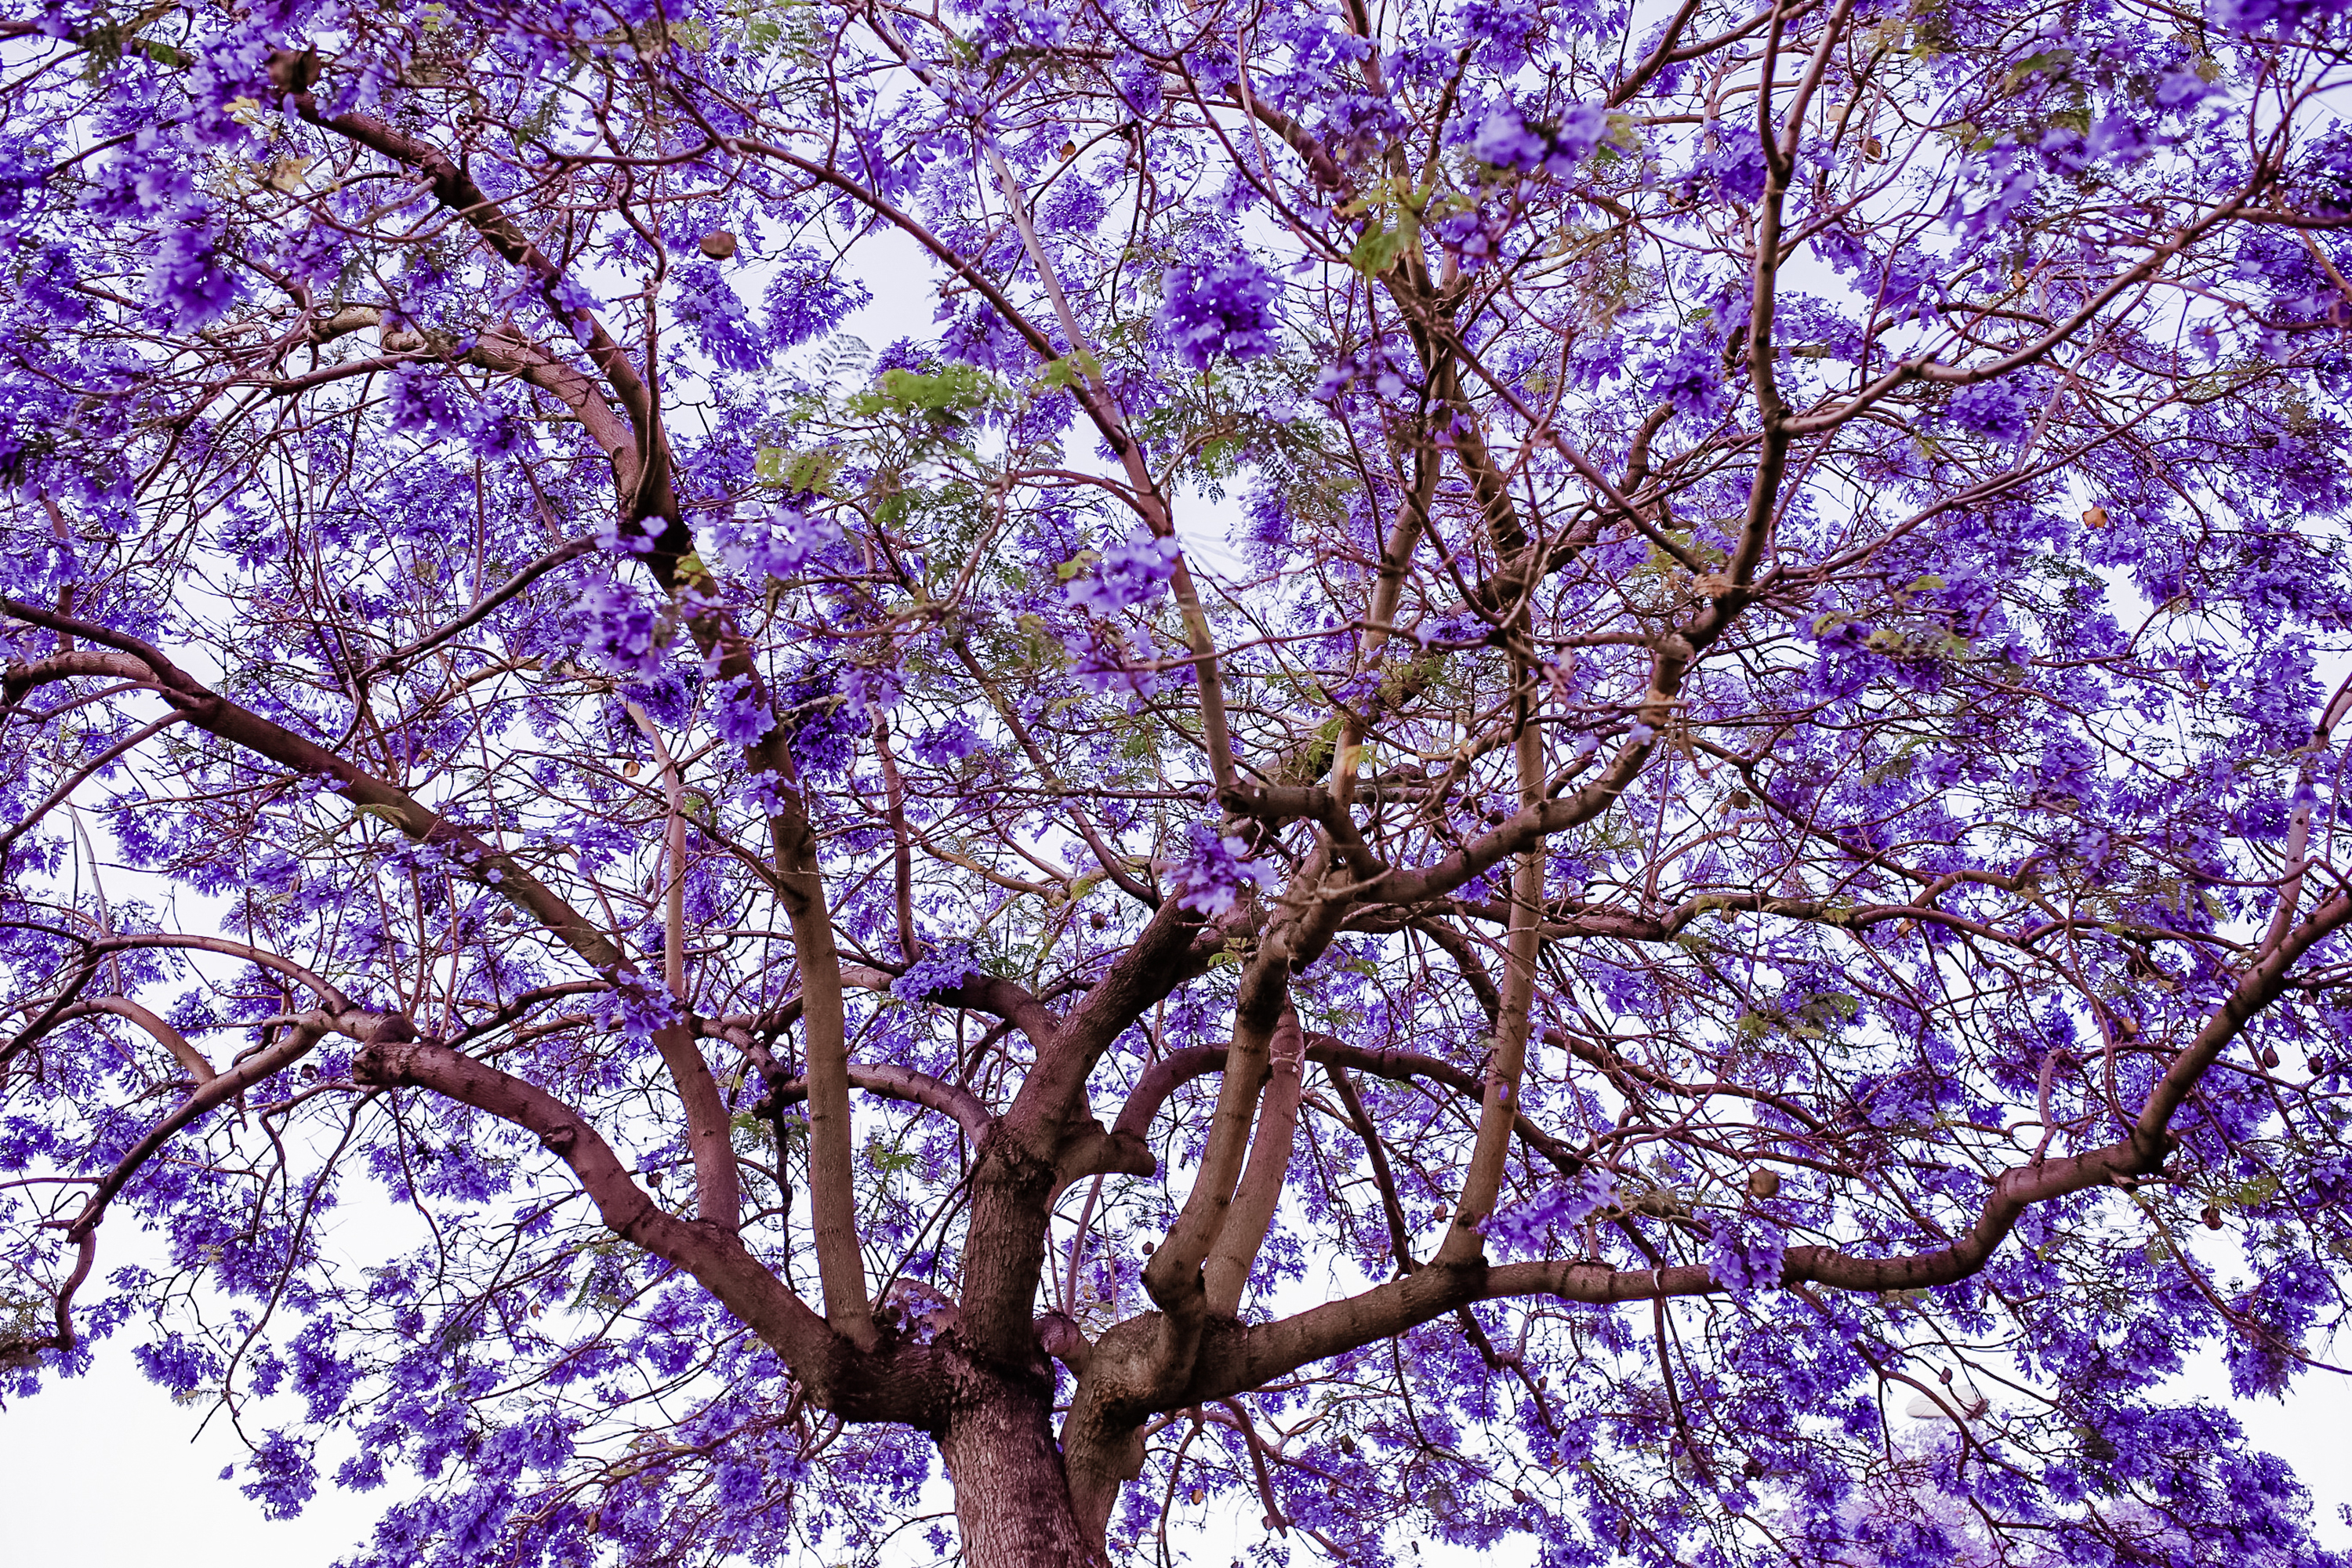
left=1510, top=1487, right=1529, bottom=1504
left=699, top=230, right=739, bottom=260
left=1142, top=1240, right=1155, bottom=1255
left=645, top=1170, right=663, bottom=1188
left=2261, top=1046, right=2281, bottom=1069
left=2082, top=505, right=2109, bottom=530
left=2201, top=1205, right=2223, bottom=1230
left=1746, top=1168, right=1782, bottom=1200
left=1338, top=1436, right=1356, bottom=1454
left=1059, top=140, right=1077, bottom=160
left=1089, top=910, right=1107, bottom=930
left=1741, top=1457, right=1765, bottom=1480
left=622, top=759, right=641, bottom=778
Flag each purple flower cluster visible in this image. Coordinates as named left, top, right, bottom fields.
left=1471, top=100, right=1608, bottom=176
left=1484, top=1170, right=1618, bottom=1258
left=1064, top=528, right=1180, bottom=616
left=575, top=579, right=664, bottom=675
left=1167, top=822, right=1276, bottom=916
left=913, top=715, right=984, bottom=764
left=712, top=502, right=841, bottom=582
left=710, top=673, right=775, bottom=747
left=1158, top=257, right=1280, bottom=371
left=1704, top=1216, right=1787, bottom=1298
left=145, top=214, right=241, bottom=328
left=890, top=941, right=981, bottom=1003
left=670, top=260, right=765, bottom=372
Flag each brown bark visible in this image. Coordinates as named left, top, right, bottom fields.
left=940, top=1374, right=1100, bottom=1568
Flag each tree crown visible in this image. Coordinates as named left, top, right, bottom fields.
left=4, top=0, right=2352, bottom=1564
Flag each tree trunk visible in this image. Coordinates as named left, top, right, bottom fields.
left=941, top=1381, right=1100, bottom=1568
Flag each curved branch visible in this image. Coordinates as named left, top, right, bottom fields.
left=1203, top=1009, right=1306, bottom=1316
left=354, top=1033, right=941, bottom=1424
left=47, top=996, right=214, bottom=1084
left=763, top=1061, right=996, bottom=1145
left=1103, top=1034, right=1582, bottom=1178
left=65, top=1005, right=404, bottom=1242
left=0, top=604, right=623, bottom=974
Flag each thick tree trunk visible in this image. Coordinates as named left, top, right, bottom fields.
left=941, top=1381, right=1099, bottom=1568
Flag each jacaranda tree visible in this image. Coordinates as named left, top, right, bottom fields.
left=4, top=0, right=2352, bottom=1563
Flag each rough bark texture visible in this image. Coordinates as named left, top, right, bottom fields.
left=942, top=1374, right=1099, bottom=1568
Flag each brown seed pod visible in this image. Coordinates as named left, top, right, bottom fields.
left=2260, top=1046, right=2281, bottom=1069
left=1058, top=140, right=1077, bottom=160
left=1746, top=1168, right=1782, bottom=1200
left=699, top=230, right=739, bottom=260
left=622, top=759, right=641, bottom=779
left=1742, top=1457, right=1765, bottom=1480
left=2201, top=1206, right=2223, bottom=1230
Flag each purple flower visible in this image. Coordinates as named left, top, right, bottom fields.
left=841, top=663, right=902, bottom=720
left=1942, top=379, right=2038, bottom=444
left=765, top=248, right=872, bottom=350
left=1485, top=1170, right=1618, bottom=1258
left=2212, top=0, right=2352, bottom=32
left=1063, top=628, right=1164, bottom=697
left=238, top=1432, right=318, bottom=1521
left=1167, top=822, right=1276, bottom=916
left=913, top=716, right=984, bottom=764
left=385, top=362, right=462, bottom=437
left=146, top=216, right=242, bottom=328
left=1159, top=258, right=1281, bottom=371
left=1472, top=101, right=1608, bottom=176
left=970, top=0, right=1070, bottom=59
left=602, top=971, right=683, bottom=1044
left=711, top=673, right=775, bottom=746
left=713, top=503, right=841, bottom=581
left=1471, top=103, right=1548, bottom=169
left=1704, top=1215, right=1786, bottom=1298
left=670, top=260, right=765, bottom=372
left=1693, top=125, right=1770, bottom=203
left=575, top=579, right=665, bottom=675
left=738, top=768, right=791, bottom=817
left=1065, top=528, right=1181, bottom=615
left=891, top=941, right=981, bottom=1003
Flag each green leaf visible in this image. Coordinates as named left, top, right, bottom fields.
left=1349, top=223, right=1412, bottom=278
left=1036, top=350, right=1102, bottom=391
left=848, top=365, right=1004, bottom=419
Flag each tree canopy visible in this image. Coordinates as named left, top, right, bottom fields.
left=4, top=0, right=2352, bottom=1564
